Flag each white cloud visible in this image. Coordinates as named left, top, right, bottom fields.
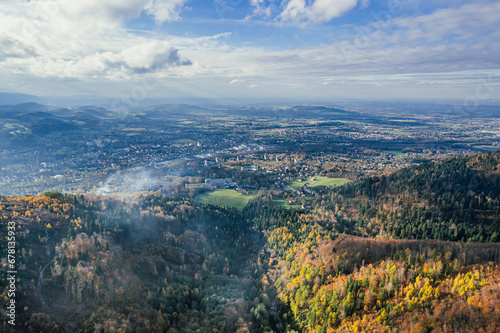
left=229, top=79, right=245, bottom=84
left=49, top=0, right=188, bottom=25
left=144, top=0, right=189, bottom=23
left=248, top=0, right=358, bottom=25
left=279, top=0, right=358, bottom=25
left=247, top=0, right=274, bottom=19
left=0, top=0, right=191, bottom=80
left=121, top=41, right=192, bottom=71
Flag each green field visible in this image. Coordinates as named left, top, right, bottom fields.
left=195, top=189, right=254, bottom=210
left=289, top=176, right=350, bottom=190
left=382, top=150, right=407, bottom=157
left=473, top=145, right=500, bottom=152
left=273, top=199, right=302, bottom=209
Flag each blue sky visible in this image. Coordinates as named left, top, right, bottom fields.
left=0, top=0, right=499, bottom=104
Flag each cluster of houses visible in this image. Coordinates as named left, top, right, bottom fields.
left=294, top=179, right=319, bottom=197
left=235, top=187, right=249, bottom=194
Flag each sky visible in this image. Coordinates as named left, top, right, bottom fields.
left=0, top=0, right=499, bottom=105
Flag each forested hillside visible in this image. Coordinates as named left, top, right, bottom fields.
left=308, top=151, right=500, bottom=242
left=265, top=225, right=500, bottom=332
left=1, top=152, right=500, bottom=332
left=0, top=194, right=268, bottom=332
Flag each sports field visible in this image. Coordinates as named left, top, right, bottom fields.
left=195, top=189, right=254, bottom=210
left=289, top=176, right=350, bottom=190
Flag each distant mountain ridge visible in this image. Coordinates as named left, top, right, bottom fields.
left=0, top=92, right=45, bottom=105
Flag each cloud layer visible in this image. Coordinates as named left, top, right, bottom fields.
left=0, top=0, right=499, bottom=100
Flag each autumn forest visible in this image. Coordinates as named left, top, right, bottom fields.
left=1, top=152, right=500, bottom=332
